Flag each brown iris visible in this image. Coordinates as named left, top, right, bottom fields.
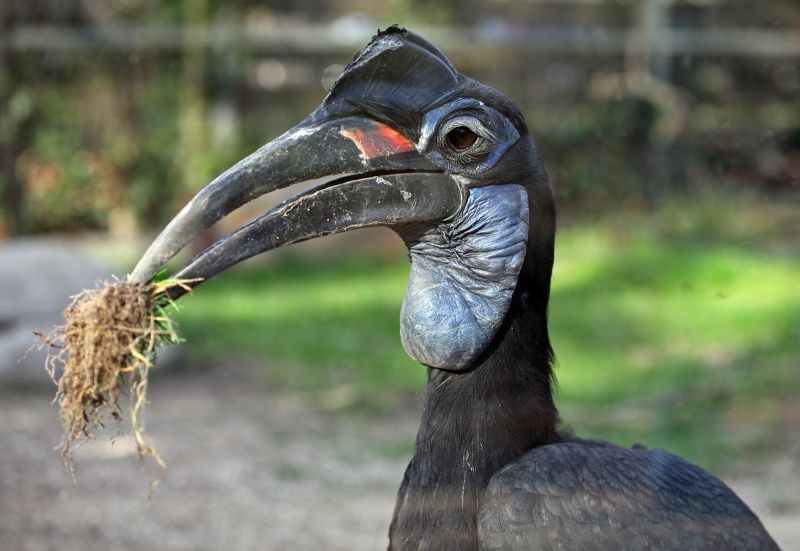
left=447, top=126, right=478, bottom=150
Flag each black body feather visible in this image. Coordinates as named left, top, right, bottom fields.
left=388, top=270, right=778, bottom=550
left=479, top=443, right=779, bottom=550
left=389, top=275, right=560, bottom=550
left=386, top=118, right=777, bottom=549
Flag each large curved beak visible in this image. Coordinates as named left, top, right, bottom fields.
left=129, top=114, right=463, bottom=298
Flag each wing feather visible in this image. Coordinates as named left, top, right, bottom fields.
left=478, top=442, right=779, bottom=551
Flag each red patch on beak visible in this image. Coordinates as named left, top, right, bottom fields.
left=340, top=121, right=415, bottom=159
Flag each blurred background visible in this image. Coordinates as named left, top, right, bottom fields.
left=1, top=0, right=798, bottom=549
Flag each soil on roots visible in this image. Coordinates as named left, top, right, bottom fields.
left=42, top=280, right=188, bottom=477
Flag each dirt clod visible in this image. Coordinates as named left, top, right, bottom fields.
left=41, top=279, right=190, bottom=478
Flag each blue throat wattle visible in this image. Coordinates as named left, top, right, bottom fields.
left=396, top=183, right=529, bottom=371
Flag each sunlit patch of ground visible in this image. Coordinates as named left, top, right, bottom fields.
left=174, top=196, right=800, bottom=473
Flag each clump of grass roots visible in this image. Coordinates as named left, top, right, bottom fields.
left=42, top=278, right=195, bottom=478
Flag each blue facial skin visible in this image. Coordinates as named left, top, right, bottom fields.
left=396, top=184, right=529, bottom=370
left=389, top=98, right=529, bottom=371
left=417, top=98, right=521, bottom=178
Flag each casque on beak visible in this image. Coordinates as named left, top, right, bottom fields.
left=128, top=113, right=463, bottom=297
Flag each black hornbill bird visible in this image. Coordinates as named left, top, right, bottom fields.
left=130, top=26, right=779, bottom=551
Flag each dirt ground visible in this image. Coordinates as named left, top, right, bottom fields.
left=1, top=363, right=798, bottom=551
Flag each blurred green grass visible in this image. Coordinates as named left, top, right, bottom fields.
left=172, top=197, right=799, bottom=473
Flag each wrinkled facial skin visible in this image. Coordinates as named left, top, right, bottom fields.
left=392, top=99, right=530, bottom=371
left=417, top=98, right=521, bottom=178
left=397, top=184, right=529, bottom=370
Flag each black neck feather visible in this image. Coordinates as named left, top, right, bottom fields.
left=388, top=276, right=560, bottom=550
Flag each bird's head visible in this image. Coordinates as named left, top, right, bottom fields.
left=131, top=26, right=554, bottom=372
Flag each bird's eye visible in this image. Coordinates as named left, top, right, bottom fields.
left=446, top=126, right=478, bottom=150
